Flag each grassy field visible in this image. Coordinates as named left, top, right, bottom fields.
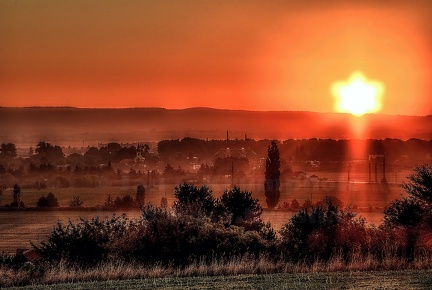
left=4, top=270, right=432, bottom=289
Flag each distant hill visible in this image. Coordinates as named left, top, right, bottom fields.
left=0, top=107, right=430, bottom=146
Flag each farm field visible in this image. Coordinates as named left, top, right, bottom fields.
left=5, top=270, right=432, bottom=290
left=0, top=209, right=386, bottom=254
left=0, top=180, right=405, bottom=209
left=0, top=181, right=402, bottom=254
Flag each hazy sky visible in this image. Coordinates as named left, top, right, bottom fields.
left=1, top=0, right=432, bottom=115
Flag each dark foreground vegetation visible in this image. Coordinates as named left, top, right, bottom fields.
left=1, top=164, right=431, bottom=287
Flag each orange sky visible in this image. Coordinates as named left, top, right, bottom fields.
left=1, top=0, right=431, bottom=115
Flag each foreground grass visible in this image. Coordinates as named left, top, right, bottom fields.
left=5, top=270, right=432, bottom=290
left=2, top=254, right=432, bottom=289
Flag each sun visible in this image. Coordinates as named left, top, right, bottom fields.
left=331, top=71, right=384, bottom=116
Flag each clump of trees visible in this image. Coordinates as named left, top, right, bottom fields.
left=37, top=193, right=59, bottom=208
left=33, top=183, right=274, bottom=267
left=279, top=197, right=367, bottom=262
left=5, top=184, right=25, bottom=207
left=0, top=143, right=17, bottom=159
left=104, top=185, right=147, bottom=209
left=382, top=164, right=432, bottom=260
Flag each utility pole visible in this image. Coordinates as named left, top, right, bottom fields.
left=381, top=156, right=387, bottom=183
left=231, top=161, right=234, bottom=186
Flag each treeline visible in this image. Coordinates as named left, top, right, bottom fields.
left=0, top=141, right=156, bottom=189
left=157, top=137, right=432, bottom=162
left=1, top=182, right=147, bottom=210
left=1, top=138, right=431, bottom=190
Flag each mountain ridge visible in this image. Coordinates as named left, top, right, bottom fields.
left=1, top=106, right=430, bottom=117
left=0, top=107, right=430, bottom=146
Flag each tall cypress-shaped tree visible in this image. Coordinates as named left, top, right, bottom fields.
left=264, top=141, right=281, bottom=209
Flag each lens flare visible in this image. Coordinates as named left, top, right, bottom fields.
left=331, top=71, right=384, bottom=116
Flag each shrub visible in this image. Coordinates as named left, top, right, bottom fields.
left=104, top=194, right=136, bottom=209
left=114, top=195, right=135, bottom=209
left=279, top=197, right=367, bottom=262
left=127, top=211, right=273, bottom=265
left=69, top=195, right=84, bottom=207
left=173, top=183, right=216, bottom=217
left=219, top=187, right=263, bottom=226
left=37, top=193, right=59, bottom=207
left=33, top=214, right=138, bottom=267
left=217, top=187, right=275, bottom=240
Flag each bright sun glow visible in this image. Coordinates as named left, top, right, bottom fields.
left=331, top=71, right=385, bottom=116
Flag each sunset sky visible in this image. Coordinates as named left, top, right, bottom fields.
left=1, top=0, right=431, bottom=115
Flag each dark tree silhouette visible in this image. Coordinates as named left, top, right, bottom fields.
left=173, top=183, right=215, bottom=217
left=0, top=143, right=17, bottom=158
left=13, top=184, right=21, bottom=204
left=37, top=192, right=59, bottom=207
left=136, top=184, right=146, bottom=206
left=383, top=164, right=432, bottom=261
left=10, top=184, right=24, bottom=207
left=35, top=141, right=64, bottom=164
left=163, top=163, right=176, bottom=175
left=69, top=195, right=84, bottom=207
left=113, top=195, right=135, bottom=209
left=384, top=164, right=432, bottom=227
left=160, top=196, right=168, bottom=209
left=219, top=187, right=263, bottom=226
left=264, top=141, right=281, bottom=209
left=280, top=197, right=365, bottom=261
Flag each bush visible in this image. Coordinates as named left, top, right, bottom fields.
left=173, top=183, right=216, bottom=217
left=279, top=197, right=367, bottom=262
left=114, top=195, right=135, bottom=209
left=104, top=194, right=136, bottom=209
left=217, top=187, right=275, bottom=240
left=126, top=210, right=273, bottom=265
left=32, top=202, right=276, bottom=267
left=219, top=187, right=262, bottom=226
left=69, top=195, right=84, bottom=207
left=37, top=193, right=59, bottom=208
left=33, top=214, right=138, bottom=267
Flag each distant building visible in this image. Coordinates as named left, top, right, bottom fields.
left=214, top=147, right=257, bottom=159
left=134, top=151, right=145, bottom=163
left=293, top=171, right=307, bottom=180
left=308, top=175, right=320, bottom=181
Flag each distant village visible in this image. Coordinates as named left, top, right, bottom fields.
left=0, top=136, right=430, bottom=195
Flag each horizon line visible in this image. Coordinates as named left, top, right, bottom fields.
left=0, top=106, right=429, bottom=117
